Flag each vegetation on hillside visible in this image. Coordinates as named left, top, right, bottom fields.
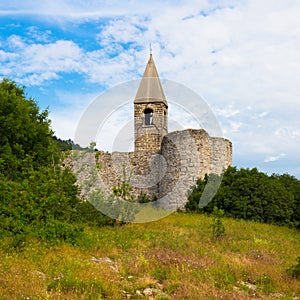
left=186, top=166, right=300, bottom=229
left=0, top=79, right=57, bottom=179
left=0, top=213, right=299, bottom=299
left=0, top=78, right=114, bottom=244
left=1, top=78, right=299, bottom=298
left=53, top=136, right=88, bottom=151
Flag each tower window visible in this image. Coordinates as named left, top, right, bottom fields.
left=144, top=108, right=153, bottom=125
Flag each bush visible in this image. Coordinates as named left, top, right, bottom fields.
left=186, top=167, right=300, bottom=228
left=74, top=200, right=116, bottom=227
left=137, top=192, right=151, bottom=203
left=210, top=206, right=226, bottom=240
left=0, top=79, right=117, bottom=247
left=37, top=220, right=84, bottom=245
left=287, top=256, right=300, bottom=279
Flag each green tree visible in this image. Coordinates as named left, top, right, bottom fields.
left=186, top=175, right=208, bottom=212
left=0, top=79, right=85, bottom=243
left=271, top=173, right=300, bottom=229
left=186, top=167, right=298, bottom=228
left=0, top=78, right=57, bottom=179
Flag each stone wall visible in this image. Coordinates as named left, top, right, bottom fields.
left=210, top=137, right=232, bottom=174
left=96, top=150, right=161, bottom=199
left=73, top=128, right=232, bottom=210
left=158, top=129, right=232, bottom=209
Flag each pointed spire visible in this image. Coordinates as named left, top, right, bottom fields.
left=134, top=54, right=167, bottom=106
left=142, top=54, right=159, bottom=78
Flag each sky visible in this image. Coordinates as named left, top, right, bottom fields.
left=0, top=0, right=300, bottom=178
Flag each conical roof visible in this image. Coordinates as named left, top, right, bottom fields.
left=134, top=54, right=167, bottom=106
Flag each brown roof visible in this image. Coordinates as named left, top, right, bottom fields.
left=134, top=54, right=168, bottom=106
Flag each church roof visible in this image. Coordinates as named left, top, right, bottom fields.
left=134, top=54, right=167, bottom=106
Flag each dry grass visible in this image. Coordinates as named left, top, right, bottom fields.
left=0, top=213, right=299, bottom=299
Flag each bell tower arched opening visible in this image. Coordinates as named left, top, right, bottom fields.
left=144, top=108, right=153, bottom=126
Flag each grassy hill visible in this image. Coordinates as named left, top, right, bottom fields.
left=0, top=213, right=299, bottom=299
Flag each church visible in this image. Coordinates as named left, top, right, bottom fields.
left=95, top=54, right=232, bottom=210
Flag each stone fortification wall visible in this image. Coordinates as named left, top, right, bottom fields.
left=210, top=137, right=232, bottom=174
left=158, top=129, right=209, bottom=210
left=73, top=128, right=232, bottom=210
left=158, top=129, right=232, bottom=210
left=96, top=150, right=161, bottom=199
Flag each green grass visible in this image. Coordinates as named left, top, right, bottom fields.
left=0, top=213, right=299, bottom=299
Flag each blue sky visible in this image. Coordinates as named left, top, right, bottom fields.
left=0, top=0, right=300, bottom=178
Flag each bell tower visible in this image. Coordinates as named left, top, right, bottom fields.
left=134, top=54, right=168, bottom=153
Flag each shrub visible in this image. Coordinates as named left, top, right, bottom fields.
left=210, top=206, right=226, bottom=240
left=137, top=192, right=151, bottom=203
left=186, top=167, right=300, bottom=228
left=287, top=256, right=300, bottom=279
left=0, top=79, right=115, bottom=246
left=37, top=220, right=84, bottom=245
left=74, top=200, right=116, bottom=227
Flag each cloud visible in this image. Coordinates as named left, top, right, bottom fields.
left=49, top=90, right=100, bottom=140
left=264, top=153, right=285, bottom=163
left=0, top=28, right=144, bottom=86
left=0, top=38, right=85, bottom=85
left=229, top=120, right=242, bottom=132
left=7, top=34, right=25, bottom=48
left=256, top=112, right=269, bottom=118
left=0, top=0, right=190, bottom=18
left=27, top=26, right=52, bottom=43
left=275, top=127, right=300, bottom=140
left=22, top=72, right=60, bottom=86
left=216, top=106, right=240, bottom=118
left=0, top=0, right=300, bottom=177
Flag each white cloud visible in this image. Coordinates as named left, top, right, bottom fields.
left=264, top=153, right=285, bottom=163
left=275, top=127, right=300, bottom=140
left=27, top=26, right=52, bottom=42
left=22, top=72, right=60, bottom=86
left=216, top=106, right=240, bottom=118
left=0, top=50, right=18, bottom=61
left=0, top=38, right=85, bottom=85
left=50, top=110, right=80, bottom=140
left=229, top=120, right=242, bottom=132
left=49, top=90, right=100, bottom=140
left=0, top=0, right=191, bottom=18
left=256, top=112, right=269, bottom=118
left=7, top=34, right=25, bottom=48
left=1, top=0, right=300, bottom=176
left=97, top=17, right=145, bottom=46
left=23, top=41, right=83, bottom=71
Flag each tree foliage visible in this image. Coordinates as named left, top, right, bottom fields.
left=186, top=166, right=300, bottom=228
left=0, top=79, right=114, bottom=245
left=0, top=79, right=57, bottom=179
left=53, top=136, right=88, bottom=151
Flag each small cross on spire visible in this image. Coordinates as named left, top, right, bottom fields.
left=149, top=43, right=152, bottom=55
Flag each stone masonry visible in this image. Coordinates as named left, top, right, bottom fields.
left=80, top=54, right=232, bottom=210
